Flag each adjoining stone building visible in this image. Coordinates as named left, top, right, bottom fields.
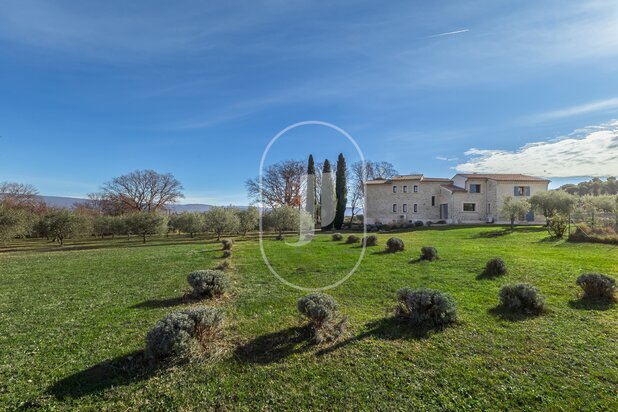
left=365, top=173, right=550, bottom=225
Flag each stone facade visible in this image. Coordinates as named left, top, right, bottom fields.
left=365, top=173, right=550, bottom=225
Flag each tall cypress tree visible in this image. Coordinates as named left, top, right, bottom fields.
left=321, top=159, right=335, bottom=230
left=306, top=154, right=317, bottom=224
left=334, top=153, right=347, bottom=230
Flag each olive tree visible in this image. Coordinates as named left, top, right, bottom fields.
left=125, top=212, right=168, bottom=243
left=529, top=191, right=576, bottom=218
left=263, top=205, right=300, bottom=236
left=203, top=207, right=240, bottom=240
left=171, top=212, right=204, bottom=237
left=500, top=196, right=531, bottom=229
left=43, top=209, right=91, bottom=246
left=237, top=206, right=259, bottom=235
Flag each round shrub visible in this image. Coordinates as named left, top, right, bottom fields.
left=414, top=220, right=424, bottom=227
left=395, top=287, right=457, bottom=327
left=332, top=233, right=343, bottom=241
left=223, top=250, right=232, bottom=258
left=576, top=273, right=617, bottom=301
left=221, top=239, right=233, bottom=250
left=420, top=246, right=438, bottom=261
left=187, top=270, right=229, bottom=298
left=386, top=237, right=404, bottom=253
left=483, top=258, right=507, bottom=277
left=346, top=235, right=360, bottom=244
left=362, top=235, right=378, bottom=247
left=145, top=307, right=223, bottom=360
left=499, top=284, right=545, bottom=314
left=297, top=293, right=338, bottom=327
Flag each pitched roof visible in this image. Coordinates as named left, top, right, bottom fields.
left=421, top=177, right=452, bottom=182
left=440, top=184, right=467, bottom=193
left=455, top=173, right=550, bottom=182
left=392, top=174, right=423, bottom=180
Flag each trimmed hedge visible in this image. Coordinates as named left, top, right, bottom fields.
left=346, top=235, right=360, bottom=244
left=187, top=270, right=229, bottom=298
left=483, top=258, right=507, bottom=277
left=221, top=239, right=233, bottom=250
left=499, top=284, right=545, bottom=314
left=386, top=237, right=404, bottom=253
left=395, top=287, right=457, bottom=327
left=420, top=246, right=438, bottom=261
left=576, top=273, right=616, bottom=301
left=362, top=235, right=378, bottom=247
left=145, top=307, right=223, bottom=360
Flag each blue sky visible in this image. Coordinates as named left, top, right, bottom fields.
left=1, top=0, right=618, bottom=205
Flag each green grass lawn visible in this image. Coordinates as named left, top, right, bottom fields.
left=1, top=227, right=617, bottom=410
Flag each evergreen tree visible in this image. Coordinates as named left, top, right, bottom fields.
left=334, top=153, right=347, bottom=230
left=306, top=154, right=317, bottom=224
left=321, top=159, right=335, bottom=230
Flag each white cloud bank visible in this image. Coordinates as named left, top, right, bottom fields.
left=455, top=121, right=618, bottom=178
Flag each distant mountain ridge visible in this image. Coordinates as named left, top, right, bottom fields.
left=38, top=195, right=221, bottom=212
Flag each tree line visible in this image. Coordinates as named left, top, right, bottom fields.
left=559, top=177, right=617, bottom=196
left=245, top=154, right=397, bottom=230
left=500, top=189, right=618, bottom=237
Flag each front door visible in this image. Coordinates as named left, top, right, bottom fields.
left=526, top=210, right=535, bottom=222
left=440, top=204, right=448, bottom=220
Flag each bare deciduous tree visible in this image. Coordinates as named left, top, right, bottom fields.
left=0, top=181, right=43, bottom=211
left=246, top=160, right=305, bottom=209
left=101, top=170, right=184, bottom=213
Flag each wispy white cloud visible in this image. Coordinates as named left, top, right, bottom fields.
left=455, top=120, right=618, bottom=178
left=427, top=29, right=469, bottom=38
left=528, top=97, right=618, bottom=122
left=436, top=156, right=459, bottom=161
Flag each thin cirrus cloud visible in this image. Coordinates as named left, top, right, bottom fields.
left=528, top=97, right=618, bottom=122
left=427, top=29, right=469, bottom=38
left=454, top=120, right=618, bottom=178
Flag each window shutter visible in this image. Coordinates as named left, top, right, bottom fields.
left=514, top=186, right=518, bottom=196
left=525, top=186, right=530, bottom=196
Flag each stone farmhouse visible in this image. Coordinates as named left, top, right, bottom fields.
left=365, top=173, right=550, bottom=225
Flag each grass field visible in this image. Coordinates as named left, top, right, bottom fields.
left=1, top=226, right=617, bottom=410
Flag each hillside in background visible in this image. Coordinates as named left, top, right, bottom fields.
left=38, top=195, right=218, bottom=213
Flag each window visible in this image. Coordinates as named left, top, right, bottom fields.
left=463, top=203, right=476, bottom=212
left=403, top=185, right=408, bottom=193
left=487, top=203, right=491, bottom=214
left=413, top=204, right=418, bottom=213
left=392, top=185, right=397, bottom=193
left=431, top=196, right=435, bottom=206
left=469, top=184, right=481, bottom=193
left=402, top=204, right=408, bottom=213
left=514, top=186, right=529, bottom=196
left=413, top=185, right=418, bottom=193
left=392, top=204, right=397, bottom=213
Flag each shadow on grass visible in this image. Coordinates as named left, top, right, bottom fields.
left=234, top=326, right=313, bottom=364
left=48, top=350, right=160, bottom=400
left=372, top=249, right=402, bottom=255
left=487, top=306, right=543, bottom=322
left=568, top=298, right=616, bottom=311
left=476, top=271, right=506, bottom=280
left=317, top=317, right=442, bottom=356
left=536, top=236, right=563, bottom=243
left=130, top=295, right=192, bottom=309
left=470, top=229, right=512, bottom=239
